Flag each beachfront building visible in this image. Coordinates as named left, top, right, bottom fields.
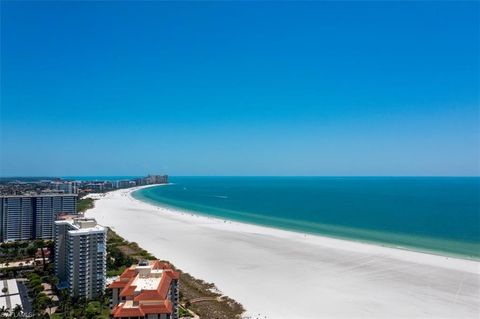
left=54, top=217, right=106, bottom=299
left=0, top=194, right=77, bottom=242
left=109, top=260, right=180, bottom=319
left=84, top=182, right=107, bottom=192
left=135, top=175, right=168, bottom=186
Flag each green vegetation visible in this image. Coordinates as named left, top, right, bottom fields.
left=77, top=197, right=95, bottom=213
left=26, top=270, right=56, bottom=318
left=107, top=228, right=245, bottom=319
left=1, top=229, right=244, bottom=318
left=20, top=258, right=110, bottom=319
left=28, top=268, right=110, bottom=319
left=51, top=295, right=110, bottom=319
left=0, top=240, right=52, bottom=264
left=178, top=305, right=193, bottom=317
left=0, top=305, right=22, bottom=318
left=3, top=229, right=243, bottom=318
left=106, top=228, right=156, bottom=276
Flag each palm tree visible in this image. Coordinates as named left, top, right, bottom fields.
left=59, top=289, right=66, bottom=310
left=45, top=297, right=54, bottom=316
left=49, top=275, right=59, bottom=288
left=0, top=306, right=9, bottom=319
left=12, top=304, right=22, bottom=317
left=60, top=289, right=71, bottom=318
left=80, top=297, right=88, bottom=317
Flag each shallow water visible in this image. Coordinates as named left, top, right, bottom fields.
left=133, top=176, right=480, bottom=259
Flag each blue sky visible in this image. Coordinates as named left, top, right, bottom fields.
left=1, top=1, right=478, bottom=176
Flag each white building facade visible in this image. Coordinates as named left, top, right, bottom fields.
left=54, top=217, right=106, bottom=299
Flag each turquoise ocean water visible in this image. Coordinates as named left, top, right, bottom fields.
left=132, top=177, right=480, bottom=259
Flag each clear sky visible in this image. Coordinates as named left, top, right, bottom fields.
left=1, top=1, right=478, bottom=176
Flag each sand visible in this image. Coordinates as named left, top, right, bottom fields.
left=85, top=185, right=480, bottom=319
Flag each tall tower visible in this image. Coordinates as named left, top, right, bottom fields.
left=54, top=217, right=106, bottom=299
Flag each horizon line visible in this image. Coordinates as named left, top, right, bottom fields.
left=1, top=175, right=479, bottom=179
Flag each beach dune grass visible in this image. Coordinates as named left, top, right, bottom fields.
left=88, top=186, right=480, bottom=318
left=77, top=197, right=95, bottom=213
left=106, top=228, right=245, bottom=318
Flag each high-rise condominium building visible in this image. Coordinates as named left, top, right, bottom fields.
left=136, top=175, right=169, bottom=186
left=52, top=181, right=79, bottom=194
left=54, top=217, right=106, bottom=299
left=109, top=260, right=180, bottom=319
left=0, top=194, right=77, bottom=242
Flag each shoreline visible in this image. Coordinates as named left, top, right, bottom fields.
left=86, top=185, right=480, bottom=318
left=128, top=184, right=478, bottom=273
left=132, top=184, right=479, bottom=264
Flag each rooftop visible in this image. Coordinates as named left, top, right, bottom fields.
left=55, top=217, right=106, bottom=235
left=134, top=277, right=161, bottom=292
left=0, top=193, right=78, bottom=198
left=0, top=279, right=23, bottom=311
left=109, top=260, right=179, bottom=317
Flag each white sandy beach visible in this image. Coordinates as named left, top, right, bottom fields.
left=85, top=186, right=480, bottom=319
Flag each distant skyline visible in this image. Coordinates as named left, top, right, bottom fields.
left=1, top=1, right=479, bottom=177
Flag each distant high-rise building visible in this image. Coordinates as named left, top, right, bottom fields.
left=0, top=194, right=77, bottom=242
left=153, top=175, right=168, bottom=184
left=60, top=182, right=78, bottom=194
left=52, top=181, right=78, bottom=194
left=54, top=217, right=106, bottom=299
left=143, top=175, right=168, bottom=185
left=117, top=180, right=131, bottom=188
left=109, top=260, right=179, bottom=319
left=85, top=182, right=106, bottom=192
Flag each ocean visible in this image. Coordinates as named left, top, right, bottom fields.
left=132, top=177, right=480, bottom=259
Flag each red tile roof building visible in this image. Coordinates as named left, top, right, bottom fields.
left=109, top=260, right=180, bottom=319
left=35, top=247, right=51, bottom=259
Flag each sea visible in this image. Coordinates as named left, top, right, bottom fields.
left=132, top=177, right=479, bottom=259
